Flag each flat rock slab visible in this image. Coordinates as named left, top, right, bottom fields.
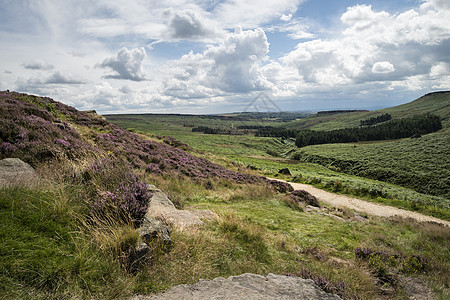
left=132, top=273, right=341, bottom=300
left=0, top=158, right=38, bottom=188
left=146, top=184, right=214, bottom=230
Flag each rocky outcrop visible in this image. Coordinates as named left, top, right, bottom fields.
left=145, top=184, right=215, bottom=230
left=132, top=273, right=341, bottom=300
left=137, top=216, right=171, bottom=247
left=0, top=158, right=38, bottom=188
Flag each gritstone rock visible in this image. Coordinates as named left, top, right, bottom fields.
left=0, top=158, right=38, bottom=188
left=145, top=184, right=206, bottom=230
left=131, top=273, right=341, bottom=300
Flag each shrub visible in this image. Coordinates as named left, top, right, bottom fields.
left=81, top=158, right=152, bottom=226
left=402, top=255, right=428, bottom=274
left=268, top=180, right=294, bottom=193
left=290, top=190, right=319, bottom=207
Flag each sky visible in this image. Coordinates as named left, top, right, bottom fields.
left=1, top=0, right=450, bottom=114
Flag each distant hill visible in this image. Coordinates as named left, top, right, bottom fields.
left=283, top=91, right=450, bottom=131
left=380, top=91, right=450, bottom=125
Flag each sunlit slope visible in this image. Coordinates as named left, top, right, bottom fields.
left=284, top=91, right=450, bottom=131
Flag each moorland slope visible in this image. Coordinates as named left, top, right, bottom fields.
left=1, top=91, right=449, bottom=300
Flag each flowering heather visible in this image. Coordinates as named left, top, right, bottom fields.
left=0, top=91, right=93, bottom=165
left=0, top=91, right=291, bottom=191
left=290, top=190, right=319, bottom=207
left=82, top=158, right=151, bottom=226
left=354, top=247, right=374, bottom=260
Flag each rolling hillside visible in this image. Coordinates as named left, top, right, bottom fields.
left=2, top=90, right=450, bottom=299
left=284, top=91, right=450, bottom=131
left=290, top=92, right=450, bottom=201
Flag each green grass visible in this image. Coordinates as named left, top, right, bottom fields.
left=0, top=183, right=134, bottom=299
left=136, top=175, right=450, bottom=299
left=2, top=164, right=449, bottom=299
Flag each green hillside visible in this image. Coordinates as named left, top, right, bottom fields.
left=288, top=92, right=450, bottom=201
left=2, top=91, right=450, bottom=299
left=284, top=91, right=450, bottom=131
left=381, top=91, right=450, bottom=126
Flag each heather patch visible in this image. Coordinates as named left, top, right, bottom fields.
left=290, top=189, right=320, bottom=207
left=0, top=91, right=270, bottom=187
left=0, top=91, right=93, bottom=165
left=76, top=158, right=151, bottom=226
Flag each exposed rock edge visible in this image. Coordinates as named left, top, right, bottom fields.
left=131, top=273, right=341, bottom=300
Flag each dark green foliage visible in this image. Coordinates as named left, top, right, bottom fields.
left=255, top=127, right=298, bottom=138
left=360, top=113, right=391, bottom=126
left=295, top=114, right=442, bottom=147
left=402, top=255, right=428, bottom=274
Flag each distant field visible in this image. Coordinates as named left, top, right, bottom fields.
left=106, top=107, right=450, bottom=221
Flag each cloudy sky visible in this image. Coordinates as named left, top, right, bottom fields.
left=1, top=0, right=450, bottom=114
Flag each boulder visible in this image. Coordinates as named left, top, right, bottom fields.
left=278, top=168, right=291, bottom=176
left=0, top=158, right=38, bottom=188
left=137, top=216, right=171, bottom=248
left=128, top=242, right=151, bottom=272
left=291, top=190, right=320, bottom=207
left=131, top=273, right=341, bottom=300
left=145, top=184, right=205, bottom=230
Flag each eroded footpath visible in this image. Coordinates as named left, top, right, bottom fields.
left=274, top=178, right=450, bottom=227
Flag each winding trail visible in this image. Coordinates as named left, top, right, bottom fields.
left=271, top=178, right=450, bottom=227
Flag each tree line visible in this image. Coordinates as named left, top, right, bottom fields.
left=360, top=113, right=391, bottom=126
left=295, top=114, right=442, bottom=147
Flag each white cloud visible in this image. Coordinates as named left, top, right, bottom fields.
left=372, top=61, right=395, bottom=74
left=430, top=62, right=448, bottom=77
left=426, top=0, right=450, bottom=10
left=280, top=14, right=292, bottom=22
left=97, top=47, right=147, bottom=81
left=164, top=26, right=270, bottom=97
left=21, top=59, right=54, bottom=71
left=267, top=19, right=314, bottom=40
left=78, top=18, right=130, bottom=38
left=268, top=2, right=450, bottom=97
left=163, top=9, right=222, bottom=40
left=214, top=0, right=305, bottom=28
left=16, top=71, right=86, bottom=89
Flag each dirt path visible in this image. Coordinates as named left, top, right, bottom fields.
left=272, top=179, right=450, bottom=227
